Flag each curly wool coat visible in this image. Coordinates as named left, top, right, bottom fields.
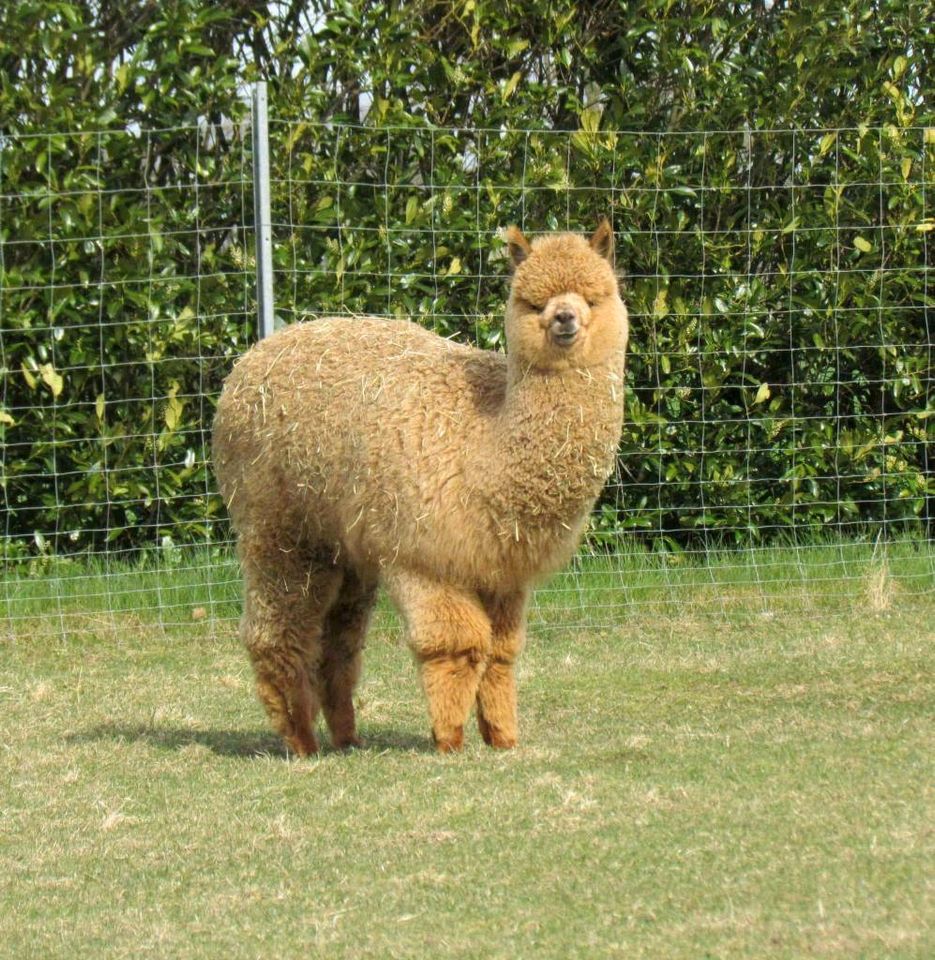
left=212, top=221, right=628, bottom=754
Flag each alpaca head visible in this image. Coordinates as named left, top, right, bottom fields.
left=503, top=219, right=628, bottom=372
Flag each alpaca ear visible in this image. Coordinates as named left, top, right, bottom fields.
left=589, top=218, right=614, bottom=262
left=504, top=226, right=531, bottom=269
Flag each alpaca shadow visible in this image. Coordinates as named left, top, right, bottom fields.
left=68, top=723, right=433, bottom=758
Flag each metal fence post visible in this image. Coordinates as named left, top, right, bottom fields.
left=252, top=81, right=275, bottom=340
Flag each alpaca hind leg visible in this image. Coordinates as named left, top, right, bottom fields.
left=476, top=590, right=528, bottom=749
left=240, top=544, right=342, bottom=756
left=320, top=569, right=377, bottom=749
left=248, top=644, right=319, bottom=757
left=386, top=571, right=491, bottom=752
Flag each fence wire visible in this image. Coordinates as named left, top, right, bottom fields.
left=1, top=109, right=932, bottom=641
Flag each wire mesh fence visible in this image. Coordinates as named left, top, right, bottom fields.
left=1, top=119, right=254, bottom=639
left=1, top=98, right=932, bottom=642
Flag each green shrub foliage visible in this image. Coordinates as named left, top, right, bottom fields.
left=1, top=1, right=931, bottom=557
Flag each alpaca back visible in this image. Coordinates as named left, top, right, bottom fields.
left=214, top=317, right=508, bottom=580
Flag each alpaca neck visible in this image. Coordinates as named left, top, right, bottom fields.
left=483, top=352, right=625, bottom=529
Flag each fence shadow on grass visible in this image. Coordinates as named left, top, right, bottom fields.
left=68, top=723, right=433, bottom=758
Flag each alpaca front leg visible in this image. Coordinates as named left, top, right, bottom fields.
left=418, top=648, right=487, bottom=752
left=386, top=572, right=492, bottom=752
left=476, top=590, right=528, bottom=749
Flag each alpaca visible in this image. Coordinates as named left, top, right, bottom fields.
left=212, top=220, right=628, bottom=754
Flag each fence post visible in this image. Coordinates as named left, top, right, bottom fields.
left=252, top=81, right=275, bottom=340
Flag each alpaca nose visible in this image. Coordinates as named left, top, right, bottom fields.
left=555, top=308, right=577, bottom=328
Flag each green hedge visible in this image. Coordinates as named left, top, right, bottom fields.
left=274, top=121, right=932, bottom=546
left=1, top=1, right=932, bottom=558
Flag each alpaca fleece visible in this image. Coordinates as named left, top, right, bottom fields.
left=213, top=222, right=628, bottom=753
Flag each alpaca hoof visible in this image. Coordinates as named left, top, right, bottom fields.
left=486, top=732, right=517, bottom=749
left=286, top=731, right=320, bottom=757
left=477, top=713, right=517, bottom=749
left=332, top=734, right=364, bottom=751
left=433, top=726, right=464, bottom=753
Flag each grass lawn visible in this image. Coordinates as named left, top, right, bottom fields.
left=1, top=541, right=932, bottom=958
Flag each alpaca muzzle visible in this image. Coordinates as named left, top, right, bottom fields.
left=550, top=309, right=580, bottom=346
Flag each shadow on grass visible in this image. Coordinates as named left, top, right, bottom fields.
left=67, top=723, right=433, bottom=757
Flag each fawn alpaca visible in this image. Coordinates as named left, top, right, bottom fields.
left=212, top=220, right=628, bottom=753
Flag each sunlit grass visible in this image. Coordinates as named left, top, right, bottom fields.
left=1, top=539, right=932, bottom=958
